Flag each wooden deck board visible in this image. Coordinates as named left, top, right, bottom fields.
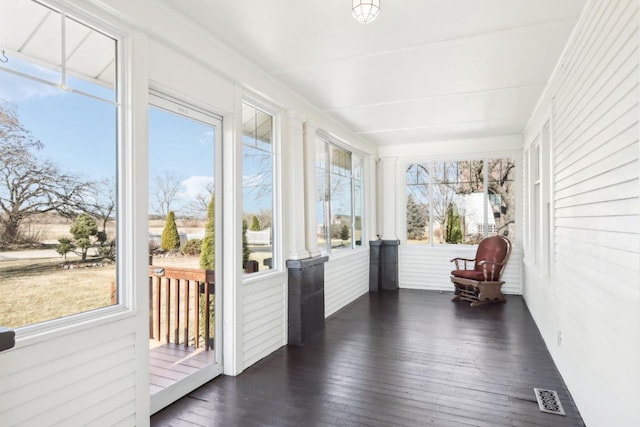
left=150, top=342, right=215, bottom=395
left=151, top=290, right=585, bottom=426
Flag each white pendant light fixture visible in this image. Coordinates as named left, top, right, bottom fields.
left=352, top=0, right=380, bottom=24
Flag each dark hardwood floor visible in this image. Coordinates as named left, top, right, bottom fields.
left=151, top=290, right=584, bottom=426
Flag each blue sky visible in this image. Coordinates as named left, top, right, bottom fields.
left=0, top=60, right=116, bottom=181
left=1, top=61, right=270, bottom=216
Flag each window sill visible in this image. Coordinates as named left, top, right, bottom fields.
left=326, top=246, right=368, bottom=262
left=11, top=305, right=135, bottom=350
left=242, top=269, right=286, bottom=286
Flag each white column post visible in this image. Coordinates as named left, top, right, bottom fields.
left=365, top=154, right=378, bottom=244
left=283, top=111, right=310, bottom=260
left=303, top=121, right=321, bottom=257
left=379, top=156, right=398, bottom=241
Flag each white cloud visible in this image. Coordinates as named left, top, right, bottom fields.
left=198, top=130, right=214, bottom=146
left=0, top=76, right=59, bottom=102
left=178, top=175, right=214, bottom=199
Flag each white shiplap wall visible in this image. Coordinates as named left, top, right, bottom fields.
left=400, top=244, right=522, bottom=294
left=0, top=316, right=138, bottom=426
left=325, top=250, right=370, bottom=317
left=523, top=1, right=640, bottom=426
left=241, top=249, right=370, bottom=370
left=241, top=274, right=287, bottom=369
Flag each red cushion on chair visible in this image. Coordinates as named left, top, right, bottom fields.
left=451, top=269, right=485, bottom=281
left=474, top=236, right=509, bottom=272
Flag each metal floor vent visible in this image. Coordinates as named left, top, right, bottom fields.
left=534, top=388, right=566, bottom=416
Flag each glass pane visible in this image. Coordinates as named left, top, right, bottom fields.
left=488, top=158, right=516, bottom=240
left=329, top=174, right=352, bottom=249
left=330, top=145, right=351, bottom=177
left=65, top=16, right=117, bottom=101
left=316, top=138, right=327, bottom=168
left=242, top=103, right=274, bottom=274
left=406, top=162, right=429, bottom=185
left=433, top=161, right=484, bottom=244
left=353, top=154, right=362, bottom=180
left=242, top=103, right=256, bottom=146
left=0, top=2, right=62, bottom=85
left=316, top=168, right=327, bottom=251
left=406, top=164, right=430, bottom=244
left=255, top=109, right=272, bottom=152
left=0, top=76, right=117, bottom=328
left=148, top=105, right=216, bottom=353
left=354, top=179, right=362, bottom=246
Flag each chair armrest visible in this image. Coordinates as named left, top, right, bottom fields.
left=450, top=257, right=475, bottom=270
left=477, top=260, right=506, bottom=281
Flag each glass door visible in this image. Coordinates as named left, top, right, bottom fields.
left=148, top=92, right=223, bottom=413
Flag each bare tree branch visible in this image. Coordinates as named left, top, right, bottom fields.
left=151, top=171, right=184, bottom=217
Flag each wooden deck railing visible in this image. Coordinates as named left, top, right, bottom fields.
left=148, top=266, right=215, bottom=350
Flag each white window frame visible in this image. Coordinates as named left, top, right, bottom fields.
left=524, top=117, right=555, bottom=277
left=240, top=98, right=281, bottom=277
left=317, top=135, right=365, bottom=254
left=526, top=119, right=552, bottom=276
left=2, top=0, right=132, bottom=341
left=403, top=157, right=516, bottom=246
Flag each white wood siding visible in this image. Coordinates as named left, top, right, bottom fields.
left=523, top=1, right=640, bottom=425
left=325, top=250, right=369, bottom=317
left=0, top=317, right=137, bottom=426
left=241, top=274, right=287, bottom=369
left=399, top=244, right=522, bottom=294
left=241, top=249, right=371, bottom=370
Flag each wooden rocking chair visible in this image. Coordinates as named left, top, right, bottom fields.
left=450, top=235, right=512, bottom=306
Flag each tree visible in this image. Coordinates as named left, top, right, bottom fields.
left=486, top=159, right=515, bottom=237
left=0, top=101, right=86, bottom=244
left=431, top=162, right=460, bottom=242
left=442, top=159, right=516, bottom=239
left=151, top=172, right=184, bottom=217
left=70, top=213, right=98, bottom=261
left=242, top=219, right=250, bottom=267
left=256, top=208, right=272, bottom=230
left=160, top=211, right=180, bottom=251
left=181, top=238, right=202, bottom=256
left=445, top=205, right=462, bottom=244
left=197, top=196, right=215, bottom=348
left=406, top=194, right=428, bottom=240
left=81, top=178, right=115, bottom=235
left=339, top=223, right=350, bottom=241
left=249, top=215, right=260, bottom=231
left=186, top=181, right=214, bottom=216
left=200, top=196, right=215, bottom=269
left=55, top=237, right=74, bottom=260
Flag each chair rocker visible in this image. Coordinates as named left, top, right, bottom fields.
left=450, top=235, right=512, bottom=306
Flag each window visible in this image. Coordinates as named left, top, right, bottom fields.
left=532, top=142, right=541, bottom=264
left=0, top=1, right=119, bottom=329
left=406, top=159, right=515, bottom=245
left=148, top=95, right=220, bottom=374
left=527, top=121, right=551, bottom=273
left=242, top=102, right=276, bottom=274
left=317, top=138, right=363, bottom=252
left=406, top=163, right=431, bottom=243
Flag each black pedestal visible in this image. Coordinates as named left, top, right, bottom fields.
left=286, top=256, right=329, bottom=345
left=369, top=240, right=400, bottom=291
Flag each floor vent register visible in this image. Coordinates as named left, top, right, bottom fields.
left=534, top=388, right=566, bottom=416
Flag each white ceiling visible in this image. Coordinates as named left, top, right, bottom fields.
left=164, top=0, right=586, bottom=146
